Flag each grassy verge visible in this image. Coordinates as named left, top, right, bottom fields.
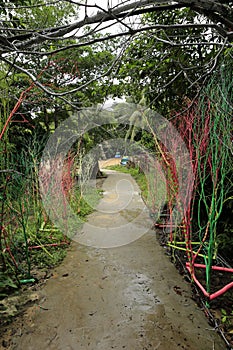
left=70, top=185, right=103, bottom=218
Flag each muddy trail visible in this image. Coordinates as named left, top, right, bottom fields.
left=10, top=170, right=225, bottom=350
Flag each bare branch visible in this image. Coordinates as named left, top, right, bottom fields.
left=1, top=0, right=232, bottom=55
left=1, top=38, right=128, bottom=101
left=8, top=23, right=232, bottom=59
left=0, top=0, right=232, bottom=109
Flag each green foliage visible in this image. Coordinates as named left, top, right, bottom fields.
left=0, top=272, right=19, bottom=298
left=221, top=308, right=233, bottom=325
left=0, top=273, right=18, bottom=290
left=28, top=227, right=69, bottom=269
left=118, top=8, right=219, bottom=114
left=0, top=135, right=61, bottom=290
left=217, top=224, right=233, bottom=260
left=30, top=247, right=67, bottom=269
left=0, top=0, right=76, bottom=35
left=69, top=184, right=102, bottom=219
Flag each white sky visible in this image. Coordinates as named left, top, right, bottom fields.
left=77, top=0, right=141, bottom=34
left=78, top=0, right=131, bottom=17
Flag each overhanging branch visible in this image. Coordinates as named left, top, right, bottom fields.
left=1, top=0, right=232, bottom=54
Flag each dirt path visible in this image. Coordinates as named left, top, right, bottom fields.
left=11, top=171, right=225, bottom=350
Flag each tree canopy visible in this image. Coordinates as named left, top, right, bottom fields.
left=0, top=1, right=232, bottom=106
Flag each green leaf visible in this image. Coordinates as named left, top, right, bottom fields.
left=0, top=274, right=18, bottom=290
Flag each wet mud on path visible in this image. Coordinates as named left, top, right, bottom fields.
left=11, top=171, right=225, bottom=349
